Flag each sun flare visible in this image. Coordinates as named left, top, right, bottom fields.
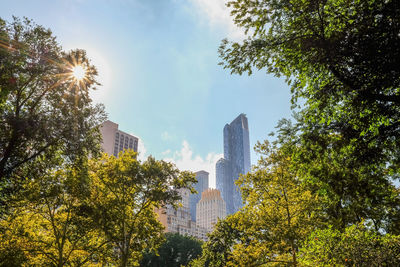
left=71, top=65, right=86, bottom=81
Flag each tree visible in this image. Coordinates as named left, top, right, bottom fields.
left=271, top=118, right=400, bottom=233
left=298, top=126, right=400, bottom=232
left=0, top=17, right=105, bottom=196
left=190, top=213, right=246, bottom=267
left=140, top=233, right=202, bottom=267
left=219, top=0, right=400, bottom=233
left=0, top=151, right=197, bottom=266
left=0, top=158, right=110, bottom=266
left=194, top=139, right=321, bottom=267
left=195, top=119, right=400, bottom=265
left=300, top=224, right=400, bottom=266
left=233, top=141, right=321, bottom=266
left=219, top=0, right=400, bottom=170
left=89, top=151, right=197, bottom=267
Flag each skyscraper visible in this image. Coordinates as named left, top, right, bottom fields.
left=189, top=171, right=209, bottom=221
left=99, top=120, right=139, bottom=157
left=216, top=114, right=250, bottom=214
left=196, top=189, right=226, bottom=232
left=216, top=158, right=230, bottom=211
left=155, top=188, right=208, bottom=241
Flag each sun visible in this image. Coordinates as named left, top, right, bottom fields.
left=71, top=65, right=86, bottom=81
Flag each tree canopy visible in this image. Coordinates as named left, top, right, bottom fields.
left=0, top=150, right=198, bottom=266
left=0, top=17, right=197, bottom=266
left=300, top=223, right=400, bottom=266
left=0, top=17, right=105, bottom=198
left=219, top=0, right=400, bottom=162
left=89, top=151, right=197, bottom=266
left=193, top=138, right=321, bottom=266
left=216, top=3, right=400, bottom=261
left=194, top=119, right=400, bottom=265
left=274, top=118, right=400, bottom=233
left=140, top=233, right=202, bottom=267
left=0, top=161, right=108, bottom=266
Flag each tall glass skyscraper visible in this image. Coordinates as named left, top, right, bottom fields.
left=216, top=114, right=250, bottom=214
left=189, top=170, right=209, bottom=221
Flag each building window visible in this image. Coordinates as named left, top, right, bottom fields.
left=129, top=138, right=133, bottom=149
left=119, top=135, right=124, bottom=150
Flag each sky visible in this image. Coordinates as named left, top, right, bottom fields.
left=1, top=0, right=292, bottom=187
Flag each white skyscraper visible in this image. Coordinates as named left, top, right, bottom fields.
left=99, top=120, right=138, bottom=157
left=196, top=188, right=226, bottom=232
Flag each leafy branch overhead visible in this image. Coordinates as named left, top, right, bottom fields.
left=219, top=0, right=400, bottom=147
left=0, top=16, right=197, bottom=266
left=0, top=17, right=106, bottom=181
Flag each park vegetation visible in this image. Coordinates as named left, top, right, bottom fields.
left=0, top=17, right=196, bottom=266
left=1, top=0, right=400, bottom=265
left=140, top=232, right=203, bottom=267
left=192, top=0, right=400, bottom=266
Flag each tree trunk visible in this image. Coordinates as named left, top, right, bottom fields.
left=292, top=241, right=297, bottom=267
left=120, top=250, right=129, bottom=267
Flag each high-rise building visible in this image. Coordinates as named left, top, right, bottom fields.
left=216, top=158, right=229, bottom=210
left=99, top=120, right=138, bottom=157
left=155, top=188, right=208, bottom=241
left=216, top=114, right=250, bottom=214
left=196, top=189, right=226, bottom=232
left=189, top=171, right=209, bottom=221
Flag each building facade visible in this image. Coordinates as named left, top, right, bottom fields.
left=216, top=158, right=229, bottom=211
left=189, top=170, right=209, bottom=221
left=99, top=120, right=138, bottom=157
left=216, top=114, right=250, bottom=214
left=156, top=188, right=208, bottom=241
left=196, top=189, right=226, bottom=232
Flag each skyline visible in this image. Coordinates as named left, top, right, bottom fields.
left=1, top=0, right=292, bottom=187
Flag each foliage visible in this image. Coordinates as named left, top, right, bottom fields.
left=219, top=0, right=400, bottom=191
left=194, top=139, right=321, bottom=266
left=0, top=17, right=105, bottom=206
left=0, top=158, right=110, bottom=266
left=190, top=214, right=243, bottom=267
left=89, top=151, right=197, bottom=267
left=0, top=225, right=27, bottom=267
left=219, top=0, right=400, bottom=232
left=0, top=15, right=200, bottom=266
left=300, top=224, right=400, bottom=266
left=0, top=17, right=197, bottom=266
left=0, top=151, right=197, bottom=266
left=231, top=140, right=321, bottom=266
left=195, top=119, right=400, bottom=265
left=274, top=118, right=400, bottom=233
left=0, top=16, right=108, bottom=265
left=220, top=0, right=400, bottom=139
left=140, top=233, right=202, bottom=267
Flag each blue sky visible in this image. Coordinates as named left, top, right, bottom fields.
left=1, top=0, right=292, bottom=187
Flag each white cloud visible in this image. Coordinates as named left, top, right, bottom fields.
left=189, top=0, right=245, bottom=40
left=135, top=135, right=147, bottom=162
left=164, top=140, right=223, bottom=188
